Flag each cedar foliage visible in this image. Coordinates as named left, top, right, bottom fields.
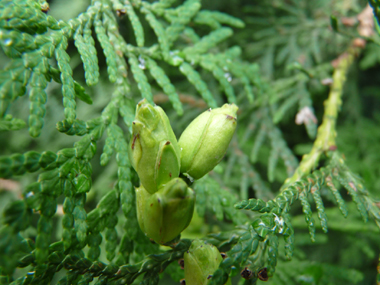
left=0, top=0, right=380, bottom=284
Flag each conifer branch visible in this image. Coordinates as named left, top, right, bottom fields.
left=282, top=5, right=374, bottom=187
left=1, top=1, right=379, bottom=284
left=282, top=46, right=359, bottom=187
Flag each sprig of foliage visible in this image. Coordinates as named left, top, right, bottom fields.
left=212, top=40, right=380, bottom=282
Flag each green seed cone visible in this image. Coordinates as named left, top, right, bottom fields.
left=129, top=99, right=181, bottom=194
left=179, top=104, right=238, bottom=180
left=184, top=240, right=231, bottom=285
left=136, top=178, right=195, bottom=244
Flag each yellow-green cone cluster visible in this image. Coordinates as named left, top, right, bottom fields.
left=184, top=240, right=231, bottom=285
left=129, top=99, right=238, bottom=244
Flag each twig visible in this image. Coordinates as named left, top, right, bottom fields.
left=0, top=179, right=21, bottom=197
left=281, top=5, right=373, bottom=188
left=153, top=93, right=207, bottom=109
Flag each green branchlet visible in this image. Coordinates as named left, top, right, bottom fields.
left=0, top=114, right=26, bottom=131
left=234, top=153, right=378, bottom=274
left=146, top=57, right=183, bottom=115
left=129, top=54, right=154, bottom=104
left=179, top=62, right=217, bottom=108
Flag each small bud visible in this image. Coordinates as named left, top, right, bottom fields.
left=184, top=240, right=231, bottom=285
left=129, top=99, right=181, bottom=194
left=178, top=259, right=185, bottom=269
left=258, top=268, right=269, bottom=281
left=321, top=78, right=333, bottom=86
left=40, top=1, right=49, bottom=13
left=136, top=178, right=195, bottom=244
left=295, top=106, right=317, bottom=125
left=116, top=9, right=126, bottom=17
left=240, top=267, right=253, bottom=280
left=178, top=104, right=238, bottom=180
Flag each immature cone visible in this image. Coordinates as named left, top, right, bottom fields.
left=184, top=240, right=231, bottom=285
left=178, top=104, right=238, bottom=180
left=136, top=178, right=195, bottom=244
left=129, top=99, right=181, bottom=194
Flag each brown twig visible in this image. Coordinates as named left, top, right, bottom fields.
left=0, top=179, right=22, bottom=197
left=153, top=93, right=207, bottom=109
